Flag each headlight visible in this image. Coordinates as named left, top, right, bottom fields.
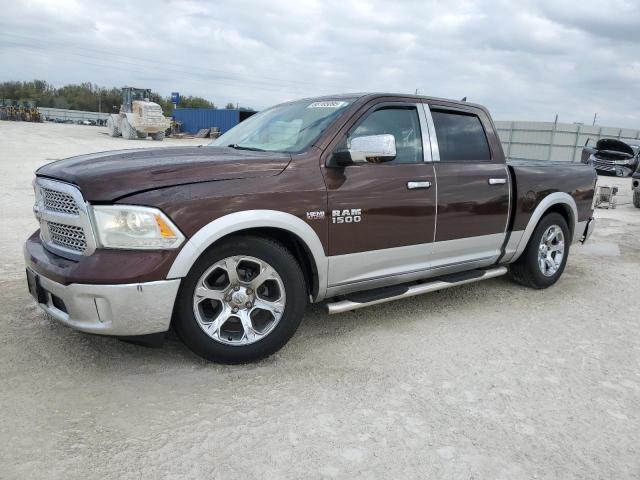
left=614, top=160, right=630, bottom=165
left=91, top=205, right=184, bottom=249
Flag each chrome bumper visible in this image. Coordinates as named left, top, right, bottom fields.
left=581, top=217, right=595, bottom=243
left=30, top=273, right=180, bottom=336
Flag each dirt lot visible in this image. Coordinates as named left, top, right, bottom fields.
left=1, top=121, right=639, bottom=479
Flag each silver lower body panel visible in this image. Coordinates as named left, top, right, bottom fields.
left=32, top=274, right=180, bottom=336
left=326, top=233, right=506, bottom=296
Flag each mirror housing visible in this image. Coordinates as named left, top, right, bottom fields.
left=326, top=133, right=397, bottom=168
left=349, top=134, right=396, bottom=163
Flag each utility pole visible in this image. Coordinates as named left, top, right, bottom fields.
left=592, top=112, right=597, bottom=126
left=98, top=90, right=101, bottom=113
left=414, top=88, right=419, bottom=95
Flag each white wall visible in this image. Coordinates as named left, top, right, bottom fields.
left=495, top=121, right=640, bottom=162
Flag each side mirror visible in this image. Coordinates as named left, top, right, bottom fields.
left=326, top=133, right=397, bottom=168
left=349, top=134, right=396, bottom=163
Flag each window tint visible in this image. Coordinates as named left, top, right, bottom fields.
left=348, top=107, right=423, bottom=164
left=431, top=110, right=491, bottom=161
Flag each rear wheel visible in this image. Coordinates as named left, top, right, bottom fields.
left=633, top=190, right=640, bottom=208
left=509, top=212, right=570, bottom=289
left=137, top=131, right=147, bottom=139
left=174, top=236, right=307, bottom=363
left=151, top=131, right=165, bottom=141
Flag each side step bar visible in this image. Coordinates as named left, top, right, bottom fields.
left=326, top=266, right=508, bottom=314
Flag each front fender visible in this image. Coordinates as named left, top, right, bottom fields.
left=166, top=210, right=329, bottom=301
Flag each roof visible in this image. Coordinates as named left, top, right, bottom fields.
left=287, top=92, right=486, bottom=111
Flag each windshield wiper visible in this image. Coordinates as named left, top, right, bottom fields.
left=227, top=144, right=265, bottom=152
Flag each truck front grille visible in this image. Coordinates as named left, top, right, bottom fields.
left=41, top=187, right=80, bottom=215
left=47, top=221, right=87, bottom=253
left=34, top=178, right=96, bottom=257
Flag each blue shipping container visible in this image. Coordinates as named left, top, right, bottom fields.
left=171, top=108, right=255, bottom=134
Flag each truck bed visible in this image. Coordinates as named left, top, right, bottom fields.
left=507, top=160, right=597, bottom=233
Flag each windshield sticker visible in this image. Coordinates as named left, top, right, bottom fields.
left=307, top=101, right=348, bottom=109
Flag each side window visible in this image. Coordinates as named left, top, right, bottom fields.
left=431, top=110, right=491, bottom=161
left=347, top=107, right=423, bottom=164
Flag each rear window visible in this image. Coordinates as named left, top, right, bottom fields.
left=431, top=110, right=491, bottom=161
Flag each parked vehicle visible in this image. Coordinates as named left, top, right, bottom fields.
left=24, top=93, right=597, bottom=363
left=632, top=161, right=640, bottom=208
left=106, top=87, right=170, bottom=141
left=581, top=138, right=640, bottom=177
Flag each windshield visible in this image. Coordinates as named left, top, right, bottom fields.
left=210, top=98, right=354, bottom=153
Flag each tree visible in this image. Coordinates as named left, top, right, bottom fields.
left=0, top=80, right=220, bottom=113
left=225, top=102, right=235, bottom=109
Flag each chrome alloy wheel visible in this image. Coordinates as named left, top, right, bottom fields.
left=192, top=256, right=286, bottom=345
left=538, top=225, right=565, bottom=277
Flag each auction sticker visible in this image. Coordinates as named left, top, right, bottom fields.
left=307, top=101, right=348, bottom=109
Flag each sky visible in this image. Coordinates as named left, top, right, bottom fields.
left=1, top=0, right=639, bottom=127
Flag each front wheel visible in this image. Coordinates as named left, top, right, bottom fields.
left=509, top=212, right=570, bottom=289
left=173, top=236, right=307, bottom=363
left=121, top=117, right=138, bottom=139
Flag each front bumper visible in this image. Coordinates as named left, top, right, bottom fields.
left=28, top=271, right=180, bottom=336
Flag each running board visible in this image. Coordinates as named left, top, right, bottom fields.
left=326, top=266, right=508, bottom=315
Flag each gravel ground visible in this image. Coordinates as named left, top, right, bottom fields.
left=1, top=122, right=639, bottom=479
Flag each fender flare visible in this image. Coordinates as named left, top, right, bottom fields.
left=510, top=192, right=578, bottom=262
left=166, top=210, right=329, bottom=301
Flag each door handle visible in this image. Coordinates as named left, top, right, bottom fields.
left=488, top=177, right=507, bottom=185
left=407, top=181, right=432, bottom=189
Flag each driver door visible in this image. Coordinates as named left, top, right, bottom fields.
left=322, top=102, right=437, bottom=289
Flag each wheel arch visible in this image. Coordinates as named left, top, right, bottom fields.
left=510, top=192, right=578, bottom=263
left=167, top=210, right=328, bottom=301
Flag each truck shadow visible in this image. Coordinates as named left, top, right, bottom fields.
left=7, top=269, right=590, bottom=373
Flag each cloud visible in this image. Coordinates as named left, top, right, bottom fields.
left=0, top=0, right=638, bottom=127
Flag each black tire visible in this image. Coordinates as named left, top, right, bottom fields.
left=137, top=131, right=147, bottom=139
left=633, top=190, right=640, bottom=208
left=509, top=212, right=570, bottom=289
left=151, top=131, right=165, bottom=141
left=173, top=235, right=307, bottom=363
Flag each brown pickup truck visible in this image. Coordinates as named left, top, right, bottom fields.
left=24, top=93, right=597, bottom=363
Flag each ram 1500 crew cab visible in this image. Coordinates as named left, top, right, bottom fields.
left=24, top=94, right=597, bottom=363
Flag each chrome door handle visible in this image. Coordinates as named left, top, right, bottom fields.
left=407, top=181, right=432, bottom=189
left=488, top=177, right=507, bottom=185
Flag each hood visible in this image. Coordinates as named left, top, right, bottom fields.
left=595, top=138, right=635, bottom=158
left=36, top=146, right=291, bottom=202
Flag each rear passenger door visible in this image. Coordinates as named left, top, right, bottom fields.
left=425, top=104, right=510, bottom=269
